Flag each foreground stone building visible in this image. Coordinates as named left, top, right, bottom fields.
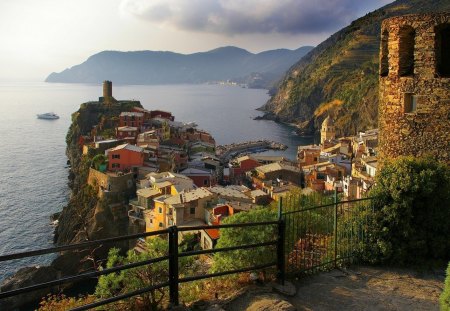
left=378, top=13, right=450, bottom=163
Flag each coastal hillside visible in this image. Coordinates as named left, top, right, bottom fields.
left=45, top=46, right=313, bottom=88
left=262, top=0, right=450, bottom=136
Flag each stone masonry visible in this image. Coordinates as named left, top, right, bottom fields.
left=378, top=13, right=450, bottom=163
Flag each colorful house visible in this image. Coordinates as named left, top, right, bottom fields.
left=106, top=143, right=144, bottom=172
left=180, top=167, right=216, bottom=187
left=229, top=155, right=261, bottom=183
left=119, top=112, right=144, bottom=129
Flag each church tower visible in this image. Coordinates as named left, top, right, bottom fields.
left=320, top=115, right=336, bottom=145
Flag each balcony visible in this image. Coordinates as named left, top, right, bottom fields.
left=128, top=210, right=145, bottom=226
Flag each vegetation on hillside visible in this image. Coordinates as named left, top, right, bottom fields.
left=263, top=0, right=450, bottom=136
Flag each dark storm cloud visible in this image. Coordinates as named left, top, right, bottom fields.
left=120, top=0, right=393, bottom=35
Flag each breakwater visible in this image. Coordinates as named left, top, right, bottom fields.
left=216, top=140, right=287, bottom=161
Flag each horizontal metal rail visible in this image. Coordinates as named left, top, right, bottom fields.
left=70, top=281, right=171, bottom=311
left=179, top=262, right=277, bottom=283
left=283, top=197, right=374, bottom=215
left=0, top=229, right=170, bottom=262
left=0, top=255, right=169, bottom=300
left=179, top=240, right=277, bottom=258
left=177, top=221, right=278, bottom=232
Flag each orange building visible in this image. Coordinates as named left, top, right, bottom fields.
left=106, top=143, right=144, bottom=171
left=119, top=112, right=144, bottom=129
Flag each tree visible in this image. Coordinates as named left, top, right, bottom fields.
left=211, top=208, right=277, bottom=277
left=364, top=156, right=450, bottom=264
left=95, top=237, right=193, bottom=311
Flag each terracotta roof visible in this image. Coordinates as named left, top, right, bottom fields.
left=205, top=228, right=220, bottom=240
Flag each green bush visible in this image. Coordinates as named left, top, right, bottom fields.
left=441, top=262, right=450, bottom=311
left=211, top=208, right=277, bottom=276
left=364, top=156, right=450, bottom=265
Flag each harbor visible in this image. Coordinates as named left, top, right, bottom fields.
left=215, top=139, right=287, bottom=161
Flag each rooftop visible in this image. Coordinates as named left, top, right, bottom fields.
left=107, top=143, right=144, bottom=153
left=256, top=162, right=301, bottom=174
left=120, top=112, right=144, bottom=117
left=117, top=126, right=138, bottom=131
left=209, top=186, right=251, bottom=200
left=136, top=188, right=160, bottom=198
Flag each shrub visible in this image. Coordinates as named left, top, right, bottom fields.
left=211, top=208, right=277, bottom=277
left=364, top=156, right=450, bottom=265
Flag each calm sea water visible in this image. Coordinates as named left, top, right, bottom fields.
left=0, top=82, right=312, bottom=281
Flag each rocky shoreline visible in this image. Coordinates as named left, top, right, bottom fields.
left=254, top=111, right=315, bottom=136
left=0, top=101, right=140, bottom=310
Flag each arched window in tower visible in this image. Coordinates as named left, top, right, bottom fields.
left=380, top=30, right=389, bottom=76
left=435, top=23, right=450, bottom=77
left=398, top=26, right=415, bottom=77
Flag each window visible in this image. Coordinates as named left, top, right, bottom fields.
left=158, top=207, right=162, bottom=213
left=159, top=222, right=163, bottom=228
left=190, top=207, right=195, bottom=215
left=112, top=154, right=120, bottom=159
left=203, top=179, right=209, bottom=186
left=112, top=163, right=120, bottom=169
left=398, top=26, right=415, bottom=77
left=380, top=30, right=389, bottom=76
left=435, top=24, right=450, bottom=77
left=404, top=93, right=418, bottom=113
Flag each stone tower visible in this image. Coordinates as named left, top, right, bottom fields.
left=378, top=13, right=450, bottom=163
left=320, top=115, right=336, bottom=145
left=103, top=80, right=113, bottom=106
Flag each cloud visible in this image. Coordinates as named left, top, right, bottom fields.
left=120, top=0, right=392, bottom=35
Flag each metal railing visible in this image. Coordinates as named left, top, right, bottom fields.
left=281, top=192, right=374, bottom=275
left=0, top=221, right=282, bottom=310
left=0, top=194, right=374, bottom=310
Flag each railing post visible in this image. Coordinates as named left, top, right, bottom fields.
left=277, top=197, right=285, bottom=285
left=168, top=226, right=179, bottom=306
left=333, top=188, right=338, bottom=268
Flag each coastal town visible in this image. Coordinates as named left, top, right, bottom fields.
left=1, top=6, right=450, bottom=310
left=81, top=81, right=379, bottom=251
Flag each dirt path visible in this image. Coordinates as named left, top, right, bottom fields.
left=288, top=266, right=445, bottom=311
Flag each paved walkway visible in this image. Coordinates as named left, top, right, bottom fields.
left=211, top=266, right=445, bottom=311
left=288, top=266, right=445, bottom=311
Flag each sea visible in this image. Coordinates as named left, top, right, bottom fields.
left=0, top=81, right=313, bottom=282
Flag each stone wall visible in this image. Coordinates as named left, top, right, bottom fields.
left=378, top=13, right=450, bottom=163
left=88, top=168, right=135, bottom=197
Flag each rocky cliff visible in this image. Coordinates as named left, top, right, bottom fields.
left=262, top=0, right=450, bottom=136
left=1, top=100, right=142, bottom=310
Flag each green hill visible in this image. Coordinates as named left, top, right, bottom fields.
left=262, top=0, right=450, bottom=136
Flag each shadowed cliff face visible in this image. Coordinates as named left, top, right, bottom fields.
left=57, top=101, right=142, bottom=248
left=263, top=0, right=450, bottom=136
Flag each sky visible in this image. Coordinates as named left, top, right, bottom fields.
left=0, top=0, right=394, bottom=81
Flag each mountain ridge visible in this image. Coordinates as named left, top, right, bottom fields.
left=45, top=46, right=313, bottom=88
left=262, top=0, right=450, bottom=136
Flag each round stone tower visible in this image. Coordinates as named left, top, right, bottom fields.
left=378, top=13, right=450, bottom=162
left=103, top=80, right=112, bottom=99
left=320, top=115, right=336, bottom=145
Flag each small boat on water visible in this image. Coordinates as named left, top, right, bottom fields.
left=37, top=112, right=59, bottom=119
